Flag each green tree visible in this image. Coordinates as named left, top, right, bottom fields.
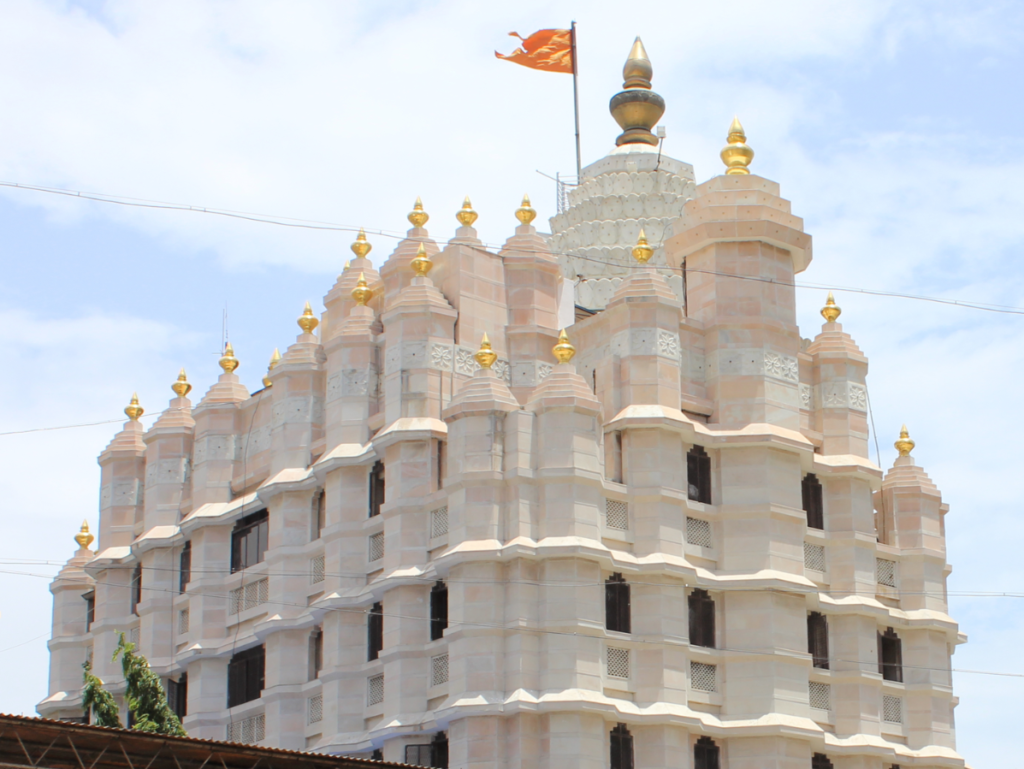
left=82, top=660, right=122, bottom=728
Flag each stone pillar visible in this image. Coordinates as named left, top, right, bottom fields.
left=191, top=346, right=249, bottom=506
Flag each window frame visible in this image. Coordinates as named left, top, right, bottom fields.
left=368, top=602, right=384, bottom=661
left=687, top=445, right=712, bottom=504
left=430, top=581, right=448, bottom=641
left=808, top=611, right=830, bottom=669
left=167, top=672, right=187, bottom=720
left=312, top=490, right=326, bottom=541
left=369, top=461, right=385, bottom=518
left=83, top=591, right=95, bottom=632
left=688, top=588, right=716, bottom=648
left=878, top=626, right=903, bottom=682
left=605, top=573, right=631, bottom=634
left=179, top=541, right=191, bottom=593
left=610, top=723, right=634, bottom=769
left=309, top=627, right=323, bottom=681
left=230, top=509, right=269, bottom=573
left=130, top=565, right=142, bottom=616
left=802, top=473, right=824, bottom=530
left=227, top=645, right=265, bottom=708
left=694, top=736, right=720, bottom=769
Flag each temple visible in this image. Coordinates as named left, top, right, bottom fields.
left=41, top=38, right=967, bottom=769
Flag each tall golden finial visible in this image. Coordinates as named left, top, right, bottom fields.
left=474, top=333, right=497, bottom=369
left=456, top=196, right=478, bottom=227
left=622, top=37, right=653, bottom=88
left=124, top=393, right=144, bottom=421
left=263, top=348, right=281, bottom=388
left=298, top=301, right=319, bottom=334
left=219, top=342, right=239, bottom=374
left=552, top=329, right=576, bottom=364
left=171, top=368, right=192, bottom=398
left=821, top=292, right=841, bottom=323
left=408, top=197, right=429, bottom=228
left=609, top=37, right=664, bottom=147
left=632, top=229, right=654, bottom=264
left=74, top=520, right=94, bottom=550
left=515, top=194, right=537, bottom=225
left=351, top=228, right=372, bottom=259
left=720, top=116, right=754, bottom=175
left=894, top=424, right=915, bottom=457
left=343, top=260, right=351, bottom=272
left=411, top=243, right=433, bottom=276
left=351, top=271, right=373, bottom=306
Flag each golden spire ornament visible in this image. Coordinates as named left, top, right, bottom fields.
left=609, top=37, right=665, bottom=147
left=720, top=116, right=754, bottom=175
left=298, top=301, right=319, bottom=334
left=894, top=425, right=915, bottom=457
left=411, top=243, right=433, bottom=277
left=171, top=368, right=192, bottom=398
left=263, top=348, right=281, bottom=388
left=351, top=272, right=373, bottom=306
left=515, top=194, right=537, bottom=225
left=351, top=228, right=372, bottom=259
left=552, top=328, right=576, bottom=364
left=74, top=520, right=94, bottom=550
left=632, top=229, right=654, bottom=264
left=408, top=197, right=429, bottom=228
left=474, top=333, right=497, bottom=369
left=821, top=292, right=841, bottom=323
left=219, top=342, right=240, bottom=374
left=456, top=196, right=478, bottom=227
left=124, top=392, right=144, bottom=421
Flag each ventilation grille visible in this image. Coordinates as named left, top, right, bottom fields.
left=607, top=647, right=630, bottom=679
left=809, top=681, right=831, bottom=710
left=690, top=661, right=717, bottom=692
left=367, top=673, right=384, bottom=706
left=686, top=517, right=713, bottom=548
left=178, top=607, right=189, bottom=635
left=310, top=554, right=325, bottom=584
left=307, top=693, right=323, bottom=725
left=229, top=578, right=270, bottom=615
left=804, top=542, right=826, bottom=572
left=431, top=653, right=449, bottom=686
left=605, top=499, right=629, bottom=531
left=127, top=627, right=140, bottom=647
left=430, top=506, right=449, bottom=538
left=368, top=532, right=385, bottom=562
left=877, top=558, right=897, bottom=587
left=226, top=713, right=265, bottom=744
left=882, top=695, right=903, bottom=724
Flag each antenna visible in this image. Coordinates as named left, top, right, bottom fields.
left=222, top=305, right=229, bottom=351
left=655, top=126, right=666, bottom=171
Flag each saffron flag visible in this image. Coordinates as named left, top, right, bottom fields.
left=495, top=29, right=573, bottom=74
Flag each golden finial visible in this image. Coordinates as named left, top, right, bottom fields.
left=351, top=271, right=373, bottom=306
left=171, top=368, right=192, bottom=398
left=610, top=37, right=664, bottom=147
left=622, top=37, right=653, bottom=89
left=721, top=116, right=754, bottom=175
left=632, top=229, right=654, bottom=264
left=74, top=520, right=94, bottom=550
left=894, top=424, right=915, bottom=457
left=408, top=197, right=429, bottom=228
left=219, top=342, right=239, bottom=374
left=298, top=301, right=320, bottom=334
left=515, top=194, right=537, bottom=225
left=263, top=348, right=281, bottom=388
left=343, top=260, right=351, bottom=272
left=124, top=392, right=144, bottom=421
left=552, top=328, right=576, bottom=364
left=411, top=243, right=433, bottom=277
left=456, top=196, right=478, bottom=227
left=474, top=332, right=497, bottom=369
left=821, top=292, right=842, bottom=323
left=350, top=228, right=372, bottom=259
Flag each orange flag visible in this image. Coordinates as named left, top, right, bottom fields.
left=495, top=29, right=574, bottom=74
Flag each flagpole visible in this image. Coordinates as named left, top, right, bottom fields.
left=571, top=20, right=582, bottom=182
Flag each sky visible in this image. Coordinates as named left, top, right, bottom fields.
left=1, top=0, right=1022, bottom=764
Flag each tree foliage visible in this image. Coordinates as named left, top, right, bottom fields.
left=82, top=660, right=122, bottom=728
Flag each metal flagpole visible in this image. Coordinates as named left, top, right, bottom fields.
left=571, top=21, right=582, bottom=183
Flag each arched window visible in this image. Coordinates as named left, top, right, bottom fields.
left=610, top=723, right=634, bottom=769
left=812, top=753, right=834, bottom=769
left=694, top=736, right=719, bottom=769
left=878, top=627, right=903, bottom=682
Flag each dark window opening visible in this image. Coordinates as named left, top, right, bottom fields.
left=369, top=461, right=386, bottom=518
left=313, top=490, right=326, bottom=541
left=610, top=723, right=634, bottom=769
left=605, top=573, right=631, bottom=634
left=878, top=627, right=903, bottom=682
left=687, top=445, right=712, bottom=504
left=405, top=732, right=448, bottom=768
left=694, top=736, right=720, bottom=769
left=812, top=753, right=834, bottom=769
left=612, top=431, right=623, bottom=484
left=309, top=627, right=323, bottom=681
left=688, top=588, right=716, bottom=648
left=179, top=541, right=191, bottom=593
left=371, top=749, right=383, bottom=761
left=231, top=509, right=269, bottom=573
left=83, top=592, right=95, bottom=632
left=368, top=602, right=383, bottom=661
left=430, top=581, right=448, bottom=641
left=436, top=441, right=445, bottom=491
left=167, top=672, right=187, bottom=720
left=227, top=645, right=265, bottom=708
left=808, top=611, right=830, bottom=669
left=130, top=565, right=142, bottom=616
left=802, top=473, right=824, bottom=530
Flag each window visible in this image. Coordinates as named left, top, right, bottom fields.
left=227, top=645, right=265, bottom=708
left=605, top=573, right=631, bottom=634
left=312, top=490, right=326, bottom=541
left=430, top=581, right=448, bottom=641
left=231, top=510, right=269, bottom=573
left=436, top=440, right=445, bottom=491
left=611, top=431, right=623, bottom=484
left=368, top=602, right=383, bottom=661
left=610, top=723, right=634, bottom=769
left=878, top=627, right=903, bottom=682
left=405, top=732, right=448, bottom=769
left=371, top=749, right=383, bottom=761
left=802, top=473, right=824, bottom=530
left=179, top=541, right=191, bottom=593
left=688, top=588, right=715, bottom=648
left=309, top=627, right=323, bottom=681
left=808, top=611, right=829, bottom=669
left=83, top=592, right=95, bottom=632
left=130, top=565, right=142, bottom=615
left=687, top=445, right=712, bottom=503
left=369, top=461, right=386, bottom=518
left=812, top=754, right=834, bottom=769
left=694, top=736, right=719, bottom=769
left=167, top=673, right=187, bottom=720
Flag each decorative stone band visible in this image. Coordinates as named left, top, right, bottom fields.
left=327, top=367, right=379, bottom=400
left=192, top=434, right=239, bottom=465
left=271, top=396, right=324, bottom=426
left=144, top=457, right=189, bottom=487
left=705, top=348, right=800, bottom=383
left=380, top=341, right=512, bottom=384
left=607, top=328, right=683, bottom=361
left=815, top=381, right=868, bottom=412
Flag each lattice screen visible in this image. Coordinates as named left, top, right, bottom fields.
left=431, top=506, right=449, bottom=538
left=431, top=653, right=449, bottom=686
left=804, top=542, right=826, bottom=572
left=367, top=673, right=385, bottom=706
left=230, top=578, right=270, bottom=615
left=307, top=693, right=323, bottom=725
left=882, top=695, right=903, bottom=724
left=686, top=517, right=713, bottom=548
left=809, top=681, right=831, bottom=710
left=605, top=499, right=629, bottom=531
left=127, top=626, right=140, bottom=646
left=310, top=554, right=325, bottom=584
left=876, top=558, right=897, bottom=587
left=607, top=647, right=630, bottom=679
left=178, top=607, right=189, bottom=635
left=227, top=713, right=265, bottom=744
left=690, top=661, right=717, bottom=692
left=368, top=532, right=385, bottom=562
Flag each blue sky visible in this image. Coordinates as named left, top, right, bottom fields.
left=1, top=2, right=1022, bottom=765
